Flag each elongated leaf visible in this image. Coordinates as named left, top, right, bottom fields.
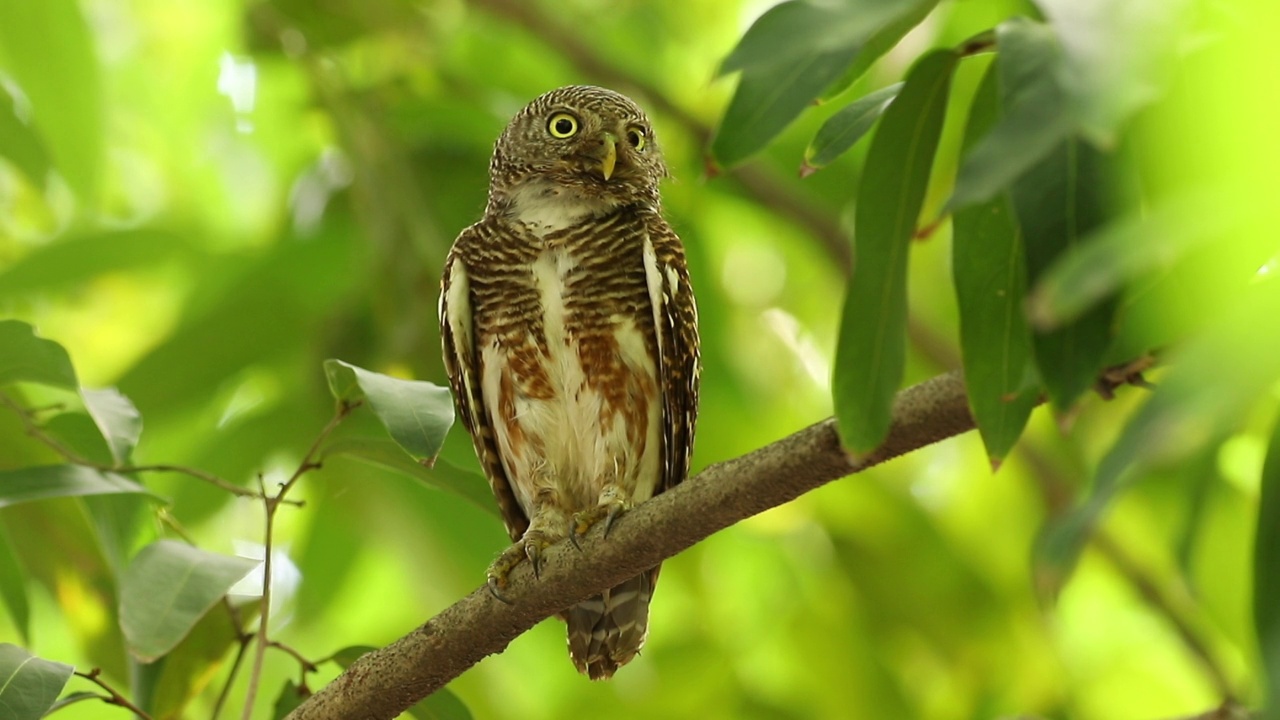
left=1036, top=0, right=1189, bottom=146
left=81, top=388, right=142, bottom=466
left=322, top=436, right=496, bottom=515
left=119, top=540, right=259, bottom=662
left=273, top=679, right=309, bottom=719
left=711, top=0, right=936, bottom=167
left=833, top=49, right=957, bottom=453
left=1039, top=280, right=1280, bottom=590
left=0, top=0, right=103, bottom=199
left=952, top=63, right=1037, bottom=465
left=43, top=691, right=99, bottom=713
left=0, top=526, right=29, bottom=642
left=804, top=83, right=902, bottom=172
left=116, top=222, right=355, bottom=421
left=0, top=465, right=158, bottom=509
left=0, top=320, right=76, bottom=389
left=328, top=647, right=472, bottom=720
left=712, top=45, right=859, bottom=168
left=719, top=0, right=910, bottom=74
left=148, top=597, right=244, bottom=719
left=949, top=18, right=1072, bottom=210
left=323, top=360, right=455, bottom=463
left=0, top=644, right=72, bottom=720
left=1026, top=188, right=1236, bottom=329
left=1257, top=414, right=1280, bottom=719
left=1, top=500, right=127, bottom=679
left=0, top=83, right=51, bottom=187
left=0, top=229, right=190, bottom=301
left=832, top=0, right=939, bottom=98
left=1010, top=138, right=1116, bottom=409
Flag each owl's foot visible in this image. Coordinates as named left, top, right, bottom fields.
left=486, top=531, right=556, bottom=603
left=569, top=496, right=631, bottom=550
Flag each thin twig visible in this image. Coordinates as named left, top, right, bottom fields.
left=74, top=668, right=155, bottom=719
left=240, top=400, right=358, bottom=719
left=0, top=390, right=266, bottom=499
left=270, top=639, right=320, bottom=675
left=211, top=634, right=253, bottom=720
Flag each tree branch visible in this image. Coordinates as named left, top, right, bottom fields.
left=286, top=371, right=975, bottom=719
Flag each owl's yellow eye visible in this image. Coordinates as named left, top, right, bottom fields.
left=548, top=113, right=579, bottom=138
left=626, top=127, right=646, bottom=151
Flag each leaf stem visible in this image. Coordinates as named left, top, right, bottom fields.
left=74, top=668, right=154, bottom=719
left=0, top=390, right=267, bottom=499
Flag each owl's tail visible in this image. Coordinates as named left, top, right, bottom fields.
left=565, top=570, right=654, bottom=680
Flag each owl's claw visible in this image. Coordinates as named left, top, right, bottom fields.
left=572, top=498, right=630, bottom=548
left=486, top=575, right=514, bottom=605
left=485, top=531, right=555, bottom=602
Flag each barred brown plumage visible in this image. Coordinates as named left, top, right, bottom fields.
left=439, top=85, right=699, bottom=679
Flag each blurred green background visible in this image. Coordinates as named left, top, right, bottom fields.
left=0, top=0, right=1275, bottom=718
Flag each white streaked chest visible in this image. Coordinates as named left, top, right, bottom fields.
left=478, top=241, right=663, bottom=514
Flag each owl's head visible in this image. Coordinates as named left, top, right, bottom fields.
left=487, top=85, right=668, bottom=220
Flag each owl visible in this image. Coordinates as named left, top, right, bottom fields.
left=439, top=85, right=699, bottom=679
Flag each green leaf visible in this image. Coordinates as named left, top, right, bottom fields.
left=326, top=645, right=376, bottom=668
left=0, top=526, right=29, bottom=642
left=1010, top=138, right=1117, bottom=409
left=1257, top=414, right=1280, bottom=720
left=949, top=18, right=1073, bottom=210
left=0, top=320, right=77, bottom=390
left=1035, top=0, right=1189, bottom=146
left=0, top=0, right=103, bottom=199
left=0, top=644, right=73, bottom=720
left=0, top=465, right=159, bottom=509
left=711, top=0, right=937, bottom=167
left=406, top=686, right=474, bottom=720
left=327, top=646, right=472, bottom=720
left=116, top=222, right=356, bottom=421
left=1039, top=280, right=1280, bottom=591
left=712, top=44, right=859, bottom=168
left=322, top=436, right=496, bottom=516
left=119, top=540, right=259, bottom=662
left=43, top=691, right=99, bottom=713
left=803, top=82, right=902, bottom=172
left=323, top=360, right=455, bottom=463
left=833, top=49, right=957, bottom=454
left=272, top=679, right=309, bottom=719
left=80, top=388, right=142, bottom=466
left=0, top=82, right=51, bottom=187
left=718, top=0, right=911, bottom=75
left=41, top=412, right=113, bottom=465
left=1026, top=189, right=1235, bottom=329
left=0, top=229, right=191, bottom=302
left=828, top=0, right=940, bottom=99
left=951, top=63, right=1037, bottom=465
left=148, top=601, right=245, bottom=720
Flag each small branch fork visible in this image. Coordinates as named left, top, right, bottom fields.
left=74, top=668, right=154, bottom=719
left=1, top=390, right=354, bottom=718
left=239, top=399, right=360, bottom=719
left=0, top=390, right=284, bottom=502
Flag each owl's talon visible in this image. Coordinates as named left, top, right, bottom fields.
left=603, top=502, right=627, bottom=538
left=572, top=498, right=630, bottom=545
left=525, top=542, right=545, bottom=579
left=486, top=576, right=514, bottom=605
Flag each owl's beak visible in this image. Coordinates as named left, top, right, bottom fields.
left=600, top=132, right=618, bottom=181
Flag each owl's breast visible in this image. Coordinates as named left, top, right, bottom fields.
left=478, top=234, right=662, bottom=514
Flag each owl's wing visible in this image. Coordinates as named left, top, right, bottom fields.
left=440, top=231, right=530, bottom=542
left=643, top=217, right=700, bottom=496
